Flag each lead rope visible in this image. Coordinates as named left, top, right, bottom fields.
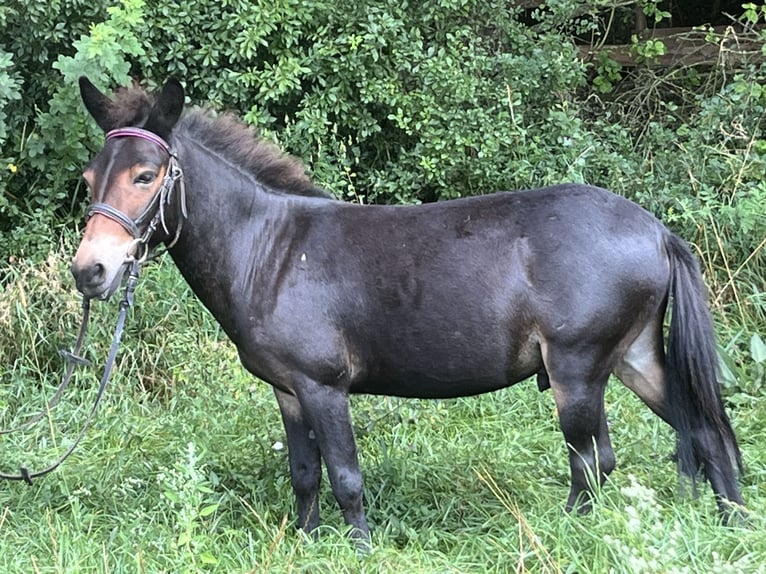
left=0, top=259, right=141, bottom=484
left=0, top=299, right=91, bottom=436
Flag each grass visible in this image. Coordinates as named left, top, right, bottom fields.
left=1, top=246, right=765, bottom=573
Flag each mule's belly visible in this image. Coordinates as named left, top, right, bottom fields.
left=349, top=329, right=544, bottom=399
left=350, top=367, right=538, bottom=398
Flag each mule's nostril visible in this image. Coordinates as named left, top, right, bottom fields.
left=72, top=261, right=106, bottom=291
left=88, top=263, right=106, bottom=284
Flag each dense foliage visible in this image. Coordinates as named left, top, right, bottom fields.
left=1, top=1, right=764, bottom=360
left=0, top=1, right=765, bottom=569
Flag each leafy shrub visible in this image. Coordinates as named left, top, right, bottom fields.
left=1, top=0, right=763, bottom=345
left=0, top=50, right=22, bottom=148
left=121, top=0, right=593, bottom=203
left=0, top=0, right=112, bottom=257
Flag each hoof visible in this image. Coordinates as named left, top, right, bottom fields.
left=721, top=502, right=749, bottom=528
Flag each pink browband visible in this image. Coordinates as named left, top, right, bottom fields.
left=105, top=127, right=173, bottom=155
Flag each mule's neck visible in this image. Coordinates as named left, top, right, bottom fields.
left=166, top=134, right=331, bottom=344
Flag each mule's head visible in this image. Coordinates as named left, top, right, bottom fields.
left=71, top=77, right=184, bottom=300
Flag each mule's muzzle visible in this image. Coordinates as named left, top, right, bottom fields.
left=71, top=259, right=127, bottom=301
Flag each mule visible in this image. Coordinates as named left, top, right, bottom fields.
left=71, top=77, right=744, bottom=544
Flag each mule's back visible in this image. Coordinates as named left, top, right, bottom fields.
left=298, top=184, right=672, bottom=398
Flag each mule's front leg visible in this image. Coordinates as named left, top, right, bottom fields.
left=274, top=388, right=322, bottom=534
left=292, top=375, right=370, bottom=546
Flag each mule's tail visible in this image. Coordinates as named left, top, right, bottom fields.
left=664, top=233, right=743, bottom=511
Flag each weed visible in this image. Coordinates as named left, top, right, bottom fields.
left=0, top=214, right=763, bottom=574
left=157, top=442, right=224, bottom=570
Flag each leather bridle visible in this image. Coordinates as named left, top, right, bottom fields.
left=0, top=127, right=186, bottom=484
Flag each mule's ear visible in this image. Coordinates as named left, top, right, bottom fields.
left=79, top=76, right=115, bottom=132
left=145, top=78, right=185, bottom=139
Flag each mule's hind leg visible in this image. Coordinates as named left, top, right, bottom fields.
left=615, top=319, right=745, bottom=516
left=545, top=349, right=616, bottom=513
left=613, top=316, right=671, bottom=423
left=274, top=388, right=323, bottom=534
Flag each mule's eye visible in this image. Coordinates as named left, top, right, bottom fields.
left=134, top=171, right=157, bottom=185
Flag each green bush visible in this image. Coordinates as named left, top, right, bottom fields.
left=0, top=50, right=22, bottom=148
left=0, top=0, right=114, bottom=257
left=1, top=0, right=764, bottom=341
left=124, top=0, right=592, bottom=203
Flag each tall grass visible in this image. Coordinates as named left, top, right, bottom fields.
left=0, top=247, right=764, bottom=573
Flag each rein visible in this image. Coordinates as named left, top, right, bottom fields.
left=0, top=127, right=185, bottom=484
left=0, top=262, right=139, bottom=484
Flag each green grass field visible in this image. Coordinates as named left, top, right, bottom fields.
left=1, top=249, right=764, bottom=573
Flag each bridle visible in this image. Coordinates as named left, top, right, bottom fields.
left=88, top=126, right=188, bottom=261
left=0, top=127, right=186, bottom=484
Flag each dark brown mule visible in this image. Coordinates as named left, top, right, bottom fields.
left=71, top=77, right=744, bottom=545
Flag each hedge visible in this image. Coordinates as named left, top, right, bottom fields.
left=1, top=0, right=764, bottom=337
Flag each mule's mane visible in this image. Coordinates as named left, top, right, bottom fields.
left=106, top=84, right=329, bottom=198
left=177, top=111, right=330, bottom=198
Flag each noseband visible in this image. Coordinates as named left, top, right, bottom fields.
left=86, top=127, right=187, bottom=259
